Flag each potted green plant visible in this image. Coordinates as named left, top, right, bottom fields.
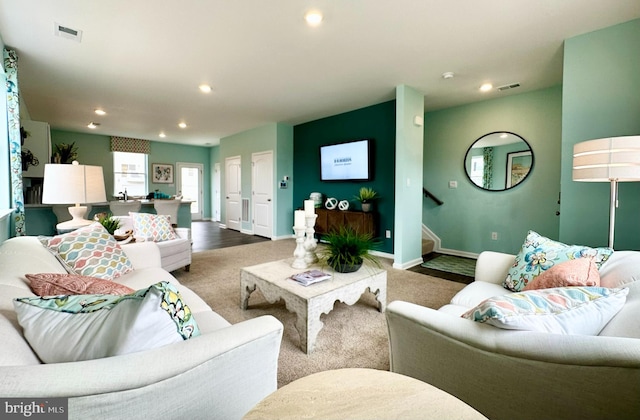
left=97, top=213, right=120, bottom=235
left=53, top=142, right=78, bottom=164
left=354, top=187, right=379, bottom=212
left=320, top=225, right=380, bottom=273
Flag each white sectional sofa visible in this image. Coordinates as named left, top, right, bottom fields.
left=0, top=235, right=283, bottom=420
left=386, top=250, right=640, bottom=420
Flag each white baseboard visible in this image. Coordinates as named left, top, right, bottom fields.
left=392, top=257, right=423, bottom=270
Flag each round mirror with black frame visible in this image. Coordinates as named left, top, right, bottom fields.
left=464, top=131, right=534, bottom=191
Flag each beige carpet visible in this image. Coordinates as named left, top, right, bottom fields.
left=173, top=239, right=465, bottom=387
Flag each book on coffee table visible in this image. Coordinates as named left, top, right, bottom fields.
left=290, top=269, right=332, bottom=286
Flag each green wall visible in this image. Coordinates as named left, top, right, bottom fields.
left=218, top=122, right=293, bottom=238
left=293, top=100, right=396, bottom=254
left=560, top=18, right=640, bottom=249
left=50, top=129, right=213, bottom=218
left=423, top=85, right=562, bottom=254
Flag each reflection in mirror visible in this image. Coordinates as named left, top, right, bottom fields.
left=464, top=132, right=533, bottom=191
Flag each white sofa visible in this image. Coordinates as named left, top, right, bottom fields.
left=0, top=235, right=283, bottom=420
left=386, top=250, right=640, bottom=420
left=113, top=215, right=192, bottom=272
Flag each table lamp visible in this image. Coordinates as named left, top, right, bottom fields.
left=572, top=135, right=640, bottom=248
left=42, top=161, right=107, bottom=230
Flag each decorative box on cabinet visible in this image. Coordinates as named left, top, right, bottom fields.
left=315, top=208, right=376, bottom=237
left=21, top=120, right=51, bottom=178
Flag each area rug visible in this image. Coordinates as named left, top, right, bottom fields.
left=421, top=254, right=476, bottom=278
left=173, top=239, right=465, bottom=387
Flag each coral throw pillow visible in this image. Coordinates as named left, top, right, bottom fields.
left=523, top=258, right=601, bottom=291
left=26, top=273, right=134, bottom=296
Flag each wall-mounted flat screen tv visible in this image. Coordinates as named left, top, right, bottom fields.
left=320, top=139, right=372, bottom=181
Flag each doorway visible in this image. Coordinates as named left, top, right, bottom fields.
left=252, top=151, right=273, bottom=238
left=225, top=156, right=242, bottom=231
left=176, top=162, right=203, bottom=221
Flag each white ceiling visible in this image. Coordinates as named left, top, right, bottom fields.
left=1, top=1, right=639, bottom=147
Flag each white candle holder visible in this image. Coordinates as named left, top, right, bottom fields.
left=304, top=214, right=318, bottom=264
left=291, top=226, right=308, bottom=269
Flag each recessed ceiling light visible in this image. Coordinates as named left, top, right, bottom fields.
left=87, top=122, right=100, bottom=129
left=199, top=84, right=212, bottom=93
left=480, top=83, right=493, bottom=92
left=178, top=122, right=187, bottom=129
left=305, top=10, right=323, bottom=26
left=159, top=132, right=166, bottom=138
left=94, top=109, right=106, bottom=116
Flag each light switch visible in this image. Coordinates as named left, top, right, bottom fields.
left=448, top=180, right=457, bottom=189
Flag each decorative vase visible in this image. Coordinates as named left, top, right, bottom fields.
left=361, top=202, right=373, bottom=212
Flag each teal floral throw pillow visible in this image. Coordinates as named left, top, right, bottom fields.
left=503, top=231, right=613, bottom=292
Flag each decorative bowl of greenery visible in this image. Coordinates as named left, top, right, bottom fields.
left=320, top=226, right=380, bottom=273
left=96, top=213, right=121, bottom=236
left=354, top=187, right=379, bottom=212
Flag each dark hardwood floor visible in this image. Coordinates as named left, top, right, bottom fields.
left=190, top=220, right=270, bottom=253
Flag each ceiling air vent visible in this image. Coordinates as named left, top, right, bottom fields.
left=54, top=23, right=83, bottom=42
left=497, top=83, right=521, bottom=91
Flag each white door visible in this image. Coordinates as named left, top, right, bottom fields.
left=252, top=151, right=273, bottom=238
left=225, top=156, right=242, bottom=231
left=176, top=162, right=204, bottom=220
left=213, top=163, right=221, bottom=222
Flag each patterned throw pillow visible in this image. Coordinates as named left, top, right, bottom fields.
left=26, top=273, right=134, bottom=296
left=13, top=281, right=200, bottom=363
left=39, top=223, right=133, bottom=280
left=503, top=231, right=613, bottom=292
left=461, top=287, right=628, bottom=335
left=130, top=212, right=177, bottom=242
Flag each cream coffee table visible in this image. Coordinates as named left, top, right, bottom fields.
left=240, top=258, right=387, bottom=354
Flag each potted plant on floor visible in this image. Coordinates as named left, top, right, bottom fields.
left=320, top=225, right=380, bottom=273
left=354, top=187, right=379, bottom=212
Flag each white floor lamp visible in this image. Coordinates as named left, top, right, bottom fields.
left=572, top=135, right=640, bottom=249
left=42, top=161, right=107, bottom=231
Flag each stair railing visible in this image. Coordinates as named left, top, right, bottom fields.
left=423, top=188, right=443, bottom=206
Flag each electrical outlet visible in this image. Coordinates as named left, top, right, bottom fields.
left=491, top=232, right=498, bottom=240
left=385, top=230, right=391, bottom=239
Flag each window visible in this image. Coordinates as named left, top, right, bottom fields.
left=113, top=152, right=147, bottom=197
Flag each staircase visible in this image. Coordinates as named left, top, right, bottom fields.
left=422, top=238, right=435, bottom=256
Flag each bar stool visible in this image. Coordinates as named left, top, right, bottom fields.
left=109, top=200, right=142, bottom=216
left=153, top=199, right=181, bottom=227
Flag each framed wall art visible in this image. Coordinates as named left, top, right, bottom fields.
left=506, top=151, right=532, bottom=188
left=152, top=163, right=174, bottom=183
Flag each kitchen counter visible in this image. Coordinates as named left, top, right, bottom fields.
left=24, top=200, right=193, bottom=236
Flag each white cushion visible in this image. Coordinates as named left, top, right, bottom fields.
left=461, top=286, right=629, bottom=335
left=13, top=281, right=200, bottom=363
left=450, top=281, right=507, bottom=308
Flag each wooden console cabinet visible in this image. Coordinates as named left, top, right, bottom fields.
left=315, top=208, right=376, bottom=237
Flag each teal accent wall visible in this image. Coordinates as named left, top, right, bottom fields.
left=394, top=85, right=424, bottom=265
left=49, top=130, right=212, bottom=218
left=293, top=100, right=396, bottom=254
left=560, top=18, right=640, bottom=249
left=219, top=123, right=293, bottom=238
left=423, top=85, right=562, bottom=254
